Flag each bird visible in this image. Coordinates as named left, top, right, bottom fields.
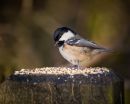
left=53, top=27, right=111, bottom=67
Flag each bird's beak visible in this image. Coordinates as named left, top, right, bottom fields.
left=55, top=41, right=58, bottom=47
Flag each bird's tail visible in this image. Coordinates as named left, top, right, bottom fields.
left=100, top=48, right=113, bottom=53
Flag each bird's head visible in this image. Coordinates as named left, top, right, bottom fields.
left=53, top=27, right=76, bottom=47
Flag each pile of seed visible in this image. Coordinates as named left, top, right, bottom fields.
left=14, top=67, right=110, bottom=76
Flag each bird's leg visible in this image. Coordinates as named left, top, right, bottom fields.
left=70, top=60, right=80, bottom=69
left=77, top=60, right=80, bottom=70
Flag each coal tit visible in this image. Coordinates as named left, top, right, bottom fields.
left=53, top=27, right=110, bottom=67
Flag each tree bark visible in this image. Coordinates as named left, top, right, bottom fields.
left=0, top=67, right=124, bottom=104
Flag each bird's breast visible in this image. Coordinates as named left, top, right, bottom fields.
left=59, top=43, right=91, bottom=65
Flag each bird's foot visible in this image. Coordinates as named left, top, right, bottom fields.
left=68, top=65, right=86, bottom=70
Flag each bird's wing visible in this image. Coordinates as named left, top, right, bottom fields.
left=66, top=38, right=107, bottom=50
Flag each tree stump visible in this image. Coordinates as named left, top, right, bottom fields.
left=0, top=67, right=124, bottom=104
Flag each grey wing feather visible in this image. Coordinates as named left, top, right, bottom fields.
left=66, top=38, right=105, bottom=50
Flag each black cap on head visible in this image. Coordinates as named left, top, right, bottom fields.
left=53, top=27, right=76, bottom=42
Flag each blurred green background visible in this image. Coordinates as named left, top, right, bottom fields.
left=0, top=0, right=130, bottom=103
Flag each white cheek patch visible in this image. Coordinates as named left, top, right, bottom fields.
left=59, top=31, right=75, bottom=41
